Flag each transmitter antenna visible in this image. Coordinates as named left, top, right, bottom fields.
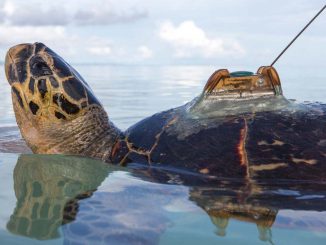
left=271, top=4, right=326, bottom=66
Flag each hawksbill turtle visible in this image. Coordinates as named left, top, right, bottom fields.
left=4, top=42, right=326, bottom=180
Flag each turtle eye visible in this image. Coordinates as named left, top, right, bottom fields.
left=33, top=62, right=45, bottom=70
left=30, top=56, right=53, bottom=77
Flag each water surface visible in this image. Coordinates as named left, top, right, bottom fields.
left=1, top=64, right=326, bottom=129
left=1, top=154, right=326, bottom=245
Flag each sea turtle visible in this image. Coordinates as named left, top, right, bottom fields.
left=4, top=42, right=326, bottom=180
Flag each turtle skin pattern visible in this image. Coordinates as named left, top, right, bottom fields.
left=6, top=42, right=101, bottom=121
left=112, top=104, right=326, bottom=180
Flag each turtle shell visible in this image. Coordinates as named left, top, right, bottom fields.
left=113, top=99, right=326, bottom=181
left=110, top=67, right=326, bottom=181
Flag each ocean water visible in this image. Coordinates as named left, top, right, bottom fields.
left=0, top=64, right=326, bottom=245
left=1, top=64, right=326, bottom=129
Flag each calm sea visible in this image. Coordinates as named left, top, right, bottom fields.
left=1, top=64, right=326, bottom=129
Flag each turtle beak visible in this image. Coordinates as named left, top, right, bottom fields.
left=5, top=43, right=33, bottom=85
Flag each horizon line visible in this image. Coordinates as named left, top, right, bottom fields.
left=0, top=61, right=219, bottom=67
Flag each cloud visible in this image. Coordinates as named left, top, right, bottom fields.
left=86, top=39, right=112, bottom=56
left=0, top=0, right=147, bottom=26
left=137, top=46, right=153, bottom=59
left=0, top=24, right=148, bottom=64
left=0, top=11, right=4, bottom=22
left=2, top=1, right=15, bottom=15
left=87, top=46, right=112, bottom=56
left=0, top=26, right=71, bottom=46
left=0, top=25, right=115, bottom=61
left=159, top=20, right=245, bottom=58
left=5, top=5, right=70, bottom=26
left=74, top=7, right=148, bottom=26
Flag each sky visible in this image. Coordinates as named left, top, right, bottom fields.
left=0, top=0, right=325, bottom=70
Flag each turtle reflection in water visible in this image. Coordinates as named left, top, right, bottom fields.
left=7, top=155, right=171, bottom=244
left=5, top=42, right=326, bottom=180
left=7, top=155, right=326, bottom=244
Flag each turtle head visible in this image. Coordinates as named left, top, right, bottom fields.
left=5, top=42, right=102, bottom=114
left=5, top=42, right=120, bottom=158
